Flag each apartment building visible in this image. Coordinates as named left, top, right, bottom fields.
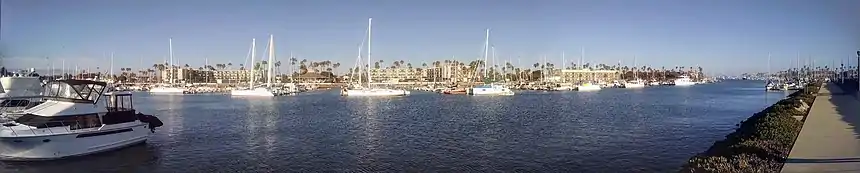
left=369, top=68, right=425, bottom=82
left=558, top=69, right=622, bottom=83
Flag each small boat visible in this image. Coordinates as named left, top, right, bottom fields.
left=574, top=82, right=602, bottom=91
left=622, top=79, right=646, bottom=88
left=468, top=84, right=515, bottom=95
left=0, top=79, right=163, bottom=160
left=149, top=85, right=185, bottom=94
left=673, top=76, right=696, bottom=86
left=442, top=88, right=468, bottom=95
left=342, top=88, right=410, bottom=96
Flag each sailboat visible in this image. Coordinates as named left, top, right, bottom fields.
left=467, top=28, right=514, bottom=96
left=622, top=56, right=646, bottom=88
left=341, top=18, right=410, bottom=97
left=574, top=47, right=602, bottom=91
left=149, top=38, right=186, bottom=94
left=231, top=35, right=283, bottom=96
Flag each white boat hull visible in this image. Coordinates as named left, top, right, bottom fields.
left=469, top=88, right=515, bottom=95
left=674, top=82, right=696, bottom=86
left=148, top=87, right=185, bottom=94
left=343, top=89, right=410, bottom=96
left=231, top=88, right=275, bottom=96
left=0, top=124, right=150, bottom=161
left=575, top=85, right=602, bottom=91
left=622, top=83, right=646, bottom=88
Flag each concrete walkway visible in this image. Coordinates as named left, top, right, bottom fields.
left=782, top=83, right=860, bottom=173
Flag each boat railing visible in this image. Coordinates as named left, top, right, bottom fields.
left=2, top=120, right=97, bottom=137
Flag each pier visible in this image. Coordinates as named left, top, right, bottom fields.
left=781, top=83, right=860, bottom=173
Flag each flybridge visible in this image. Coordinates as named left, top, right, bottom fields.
left=42, top=79, right=107, bottom=104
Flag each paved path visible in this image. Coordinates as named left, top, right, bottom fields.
left=782, top=83, right=860, bottom=173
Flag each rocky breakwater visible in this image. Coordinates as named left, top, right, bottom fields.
left=680, top=82, right=822, bottom=173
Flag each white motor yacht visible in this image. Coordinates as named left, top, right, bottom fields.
left=232, top=87, right=277, bottom=96
left=468, top=84, right=515, bottom=95
left=622, top=79, right=646, bottom=88
left=148, top=85, right=185, bottom=94
left=673, top=75, right=696, bottom=86
left=574, top=82, right=602, bottom=91
left=0, top=79, right=163, bottom=160
left=342, top=88, right=410, bottom=96
left=0, top=70, right=47, bottom=119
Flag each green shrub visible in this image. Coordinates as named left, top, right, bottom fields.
left=680, top=83, right=820, bottom=173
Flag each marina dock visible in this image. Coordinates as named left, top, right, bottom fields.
left=781, top=83, right=860, bottom=173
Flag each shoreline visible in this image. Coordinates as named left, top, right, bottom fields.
left=680, top=82, right=821, bottom=172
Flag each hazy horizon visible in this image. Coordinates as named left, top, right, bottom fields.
left=2, top=0, right=858, bottom=76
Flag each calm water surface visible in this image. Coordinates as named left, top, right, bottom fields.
left=0, top=80, right=790, bottom=172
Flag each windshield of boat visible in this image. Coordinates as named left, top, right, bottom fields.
left=43, top=81, right=106, bottom=103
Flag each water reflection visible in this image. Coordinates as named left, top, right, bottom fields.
left=0, top=81, right=791, bottom=172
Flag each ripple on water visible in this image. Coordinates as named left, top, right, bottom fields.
left=0, top=81, right=784, bottom=172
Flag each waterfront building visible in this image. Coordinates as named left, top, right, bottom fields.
left=559, top=69, right=622, bottom=83
left=160, top=68, right=215, bottom=83
left=424, top=63, right=476, bottom=83
left=369, top=68, right=425, bottom=82
left=212, top=69, right=256, bottom=84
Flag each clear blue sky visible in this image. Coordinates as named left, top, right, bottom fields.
left=1, top=0, right=858, bottom=75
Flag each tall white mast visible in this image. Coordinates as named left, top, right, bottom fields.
left=249, top=38, right=257, bottom=89
left=580, top=47, right=585, bottom=69
left=366, top=18, right=373, bottom=87
left=562, top=51, right=566, bottom=70
left=491, top=45, right=496, bottom=81
left=356, top=45, right=363, bottom=84
left=110, top=52, right=114, bottom=78
left=633, top=55, right=638, bottom=80
left=767, top=53, right=771, bottom=80
left=483, top=28, right=490, bottom=79
left=169, top=38, right=173, bottom=84
left=267, top=34, right=275, bottom=88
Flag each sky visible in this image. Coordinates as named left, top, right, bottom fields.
left=1, top=0, right=858, bottom=75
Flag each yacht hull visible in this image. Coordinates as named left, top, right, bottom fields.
left=342, top=89, right=410, bottom=96
left=575, top=86, right=602, bottom=91
left=673, top=82, right=696, bottom=86
left=148, top=87, right=185, bottom=94
left=467, top=86, right=515, bottom=96
left=622, top=83, right=646, bottom=88
left=231, top=88, right=275, bottom=96
left=0, top=125, right=150, bottom=161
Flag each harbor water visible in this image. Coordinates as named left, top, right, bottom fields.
left=0, top=80, right=789, bottom=172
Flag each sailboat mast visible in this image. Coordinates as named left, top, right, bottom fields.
left=491, top=45, right=496, bottom=81
left=483, top=28, right=490, bottom=79
left=249, top=38, right=257, bottom=89
left=634, top=55, right=637, bottom=80
left=767, top=53, right=771, bottom=80
left=110, top=52, right=114, bottom=78
left=366, top=18, right=373, bottom=87
left=357, top=46, right=363, bottom=85
left=267, top=34, right=274, bottom=88
left=169, top=38, right=174, bottom=84
left=562, top=51, right=566, bottom=70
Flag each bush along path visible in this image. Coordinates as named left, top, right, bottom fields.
left=680, top=82, right=823, bottom=173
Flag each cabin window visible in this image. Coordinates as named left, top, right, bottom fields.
left=101, top=111, right=138, bottom=125
left=14, top=114, right=102, bottom=129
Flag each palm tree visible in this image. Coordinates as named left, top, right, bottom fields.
left=332, top=63, right=341, bottom=73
